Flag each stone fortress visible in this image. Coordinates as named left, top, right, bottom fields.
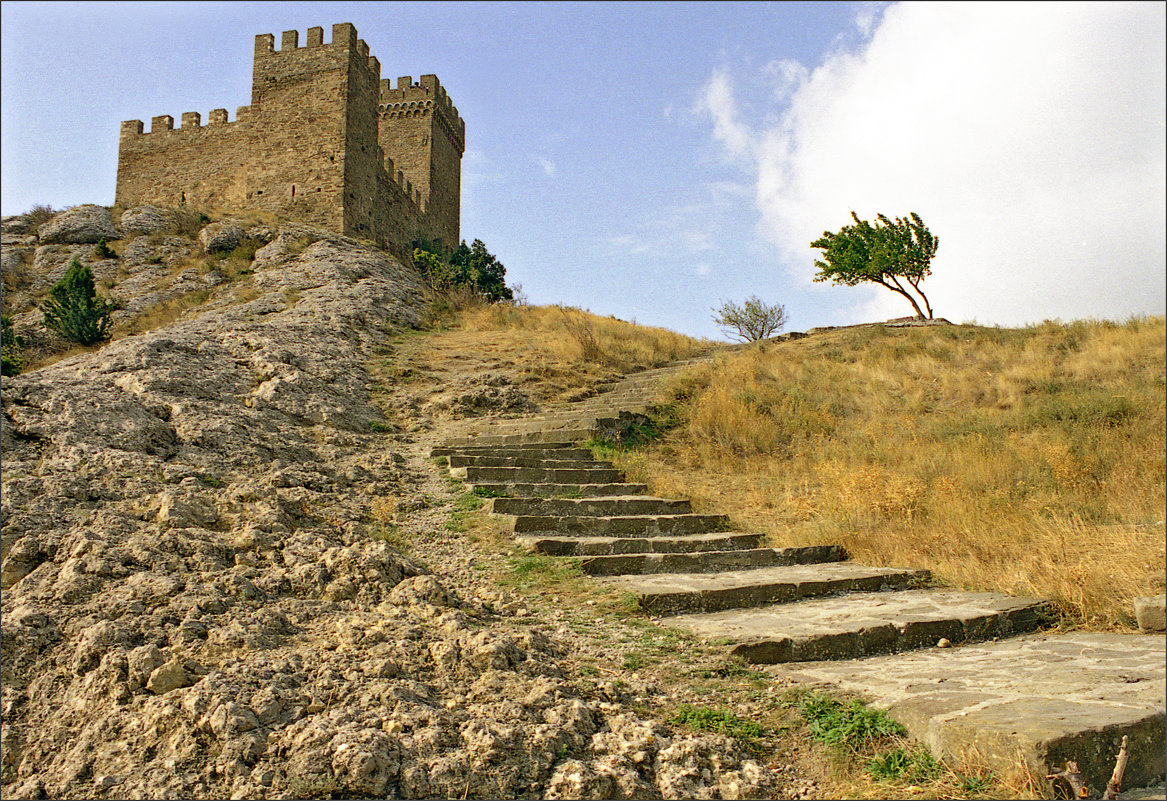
left=115, top=22, right=464, bottom=258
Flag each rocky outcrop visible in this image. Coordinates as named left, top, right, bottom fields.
left=198, top=222, right=245, bottom=254
left=35, top=205, right=119, bottom=245
left=0, top=223, right=771, bottom=800
left=119, top=205, right=176, bottom=236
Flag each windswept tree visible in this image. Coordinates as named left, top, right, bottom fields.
left=712, top=296, right=787, bottom=342
left=810, top=212, right=939, bottom=319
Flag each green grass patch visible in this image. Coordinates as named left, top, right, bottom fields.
left=499, top=553, right=585, bottom=592
left=866, top=746, right=941, bottom=783
left=471, top=486, right=507, bottom=498
left=783, top=690, right=904, bottom=755
left=370, top=522, right=414, bottom=552
left=668, top=704, right=767, bottom=750
left=694, top=658, right=766, bottom=680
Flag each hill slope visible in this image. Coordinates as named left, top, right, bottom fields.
left=600, top=319, right=1166, bottom=628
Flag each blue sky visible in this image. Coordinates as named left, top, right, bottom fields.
left=2, top=1, right=1164, bottom=338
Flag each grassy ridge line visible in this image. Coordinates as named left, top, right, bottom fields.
left=604, top=317, right=1165, bottom=628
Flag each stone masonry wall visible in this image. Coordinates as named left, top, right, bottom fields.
left=115, top=22, right=462, bottom=258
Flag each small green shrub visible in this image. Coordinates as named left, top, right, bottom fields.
left=92, top=238, right=116, bottom=259
left=39, top=257, right=116, bottom=345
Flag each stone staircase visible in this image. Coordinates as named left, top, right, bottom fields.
left=432, top=357, right=1166, bottom=794
left=432, top=440, right=1052, bottom=664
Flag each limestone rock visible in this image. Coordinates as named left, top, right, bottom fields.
left=119, top=205, right=176, bottom=236
left=37, top=205, right=119, bottom=244
left=1134, top=595, right=1166, bottom=632
left=198, top=222, right=245, bottom=254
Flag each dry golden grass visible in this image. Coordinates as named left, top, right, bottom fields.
left=460, top=304, right=714, bottom=372
left=398, top=304, right=716, bottom=404
left=608, top=318, right=1165, bottom=629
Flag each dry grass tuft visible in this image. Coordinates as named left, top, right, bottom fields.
left=608, top=318, right=1166, bottom=628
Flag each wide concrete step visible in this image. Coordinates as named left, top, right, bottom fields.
left=601, top=563, right=932, bottom=615
left=768, top=632, right=1166, bottom=794
left=448, top=455, right=614, bottom=469
left=664, top=589, right=1054, bottom=663
left=469, top=482, right=651, bottom=499
left=457, top=466, right=624, bottom=483
left=432, top=446, right=593, bottom=459
left=577, top=544, right=847, bottom=576
left=517, top=531, right=766, bottom=557
left=511, top=513, right=732, bottom=537
left=489, top=495, right=693, bottom=517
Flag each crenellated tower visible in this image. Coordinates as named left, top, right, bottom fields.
left=115, top=23, right=463, bottom=258
left=378, top=75, right=466, bottom=250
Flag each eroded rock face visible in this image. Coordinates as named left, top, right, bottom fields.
left=198, top=222, right=245, bottom=254
left=36, top=205, right=119, bottom=245
left=119, top=206, right=176, bottom=237
left=0, top=224, right=772, bottom=800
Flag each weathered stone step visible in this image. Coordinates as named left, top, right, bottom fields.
left=664, top=589, right=1053, bottom=663
left=517, top=531, right=766, bottom=557
left=577, top=544, right=847, bottom=576
left=768, top=632, right=1166, bottom=794
left=511, top=513, right=732, bottom=537
left=601, top=563, right=931, bottom=615
left=448, top=455, right=614, bottom=469
left=456, top=465, right=624, bottom=483
left=489, top=495, right=693, bottom=517
left=443, top=428, right=594, bottom=447
left=432, top=445, right=592, bottom=459
left=469, top=482, right=651, bottom=499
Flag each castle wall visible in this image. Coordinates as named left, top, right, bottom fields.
left=115, top=22, right=461, bottom=258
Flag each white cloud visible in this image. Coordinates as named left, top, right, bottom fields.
left=761, top=58, right=809, bottom=102
left=695, top=69, right=754, bottom=161
left=704, top=2, right=1166, bottom=325
left=535, top=156, right=556, bottom=177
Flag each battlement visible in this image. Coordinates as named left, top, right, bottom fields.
left=253, top=23, right=359, bottom=56
left=378, top=74, right=466, bottom=152
left=115, top=22, right=463, bottom=257
left=120, top=107, right=249, bottom=138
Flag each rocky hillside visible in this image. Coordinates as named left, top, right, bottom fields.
left=0, top=207, right=773, bottom=799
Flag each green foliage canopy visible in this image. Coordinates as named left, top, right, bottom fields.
left=810, top=212, right=938, bottom=319
left=39, top=257, right=116, bottom=345
left=413, top=238, right=513, bottom=303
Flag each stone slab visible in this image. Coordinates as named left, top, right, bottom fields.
left=768, top=632, right=1166, bottom=793
left=661, top=588, right=1052, bottom=662
left=448, top=455, right=614, bottom=469
left=511, top=513, right=731, bottom=536
left=458, top=466, right=624, bottom=484
left=578, top=544, right=845, bottom=576
left=517, top=532, right=766, bottom=557
left=468, top=482, right=651, bottom=498
left=601, top=563, right=931, bottom=615
left=431, top=446, right=594, bottom=459
left=490, top=495, right=693, bottom=517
